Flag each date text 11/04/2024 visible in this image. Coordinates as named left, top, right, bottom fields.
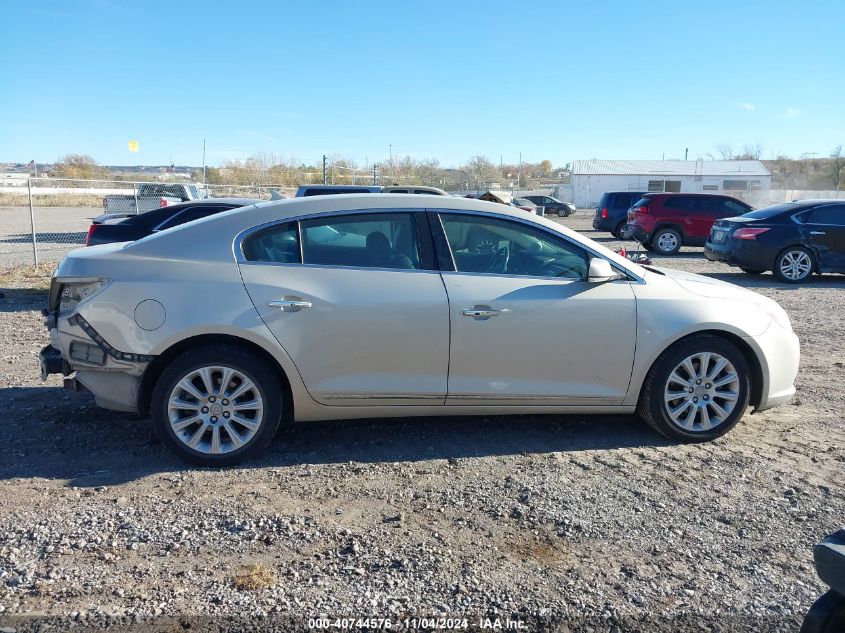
left=307, top=617, right=527, bottom=630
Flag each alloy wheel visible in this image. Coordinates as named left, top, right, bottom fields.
left=663, top=352, right=740, bottom=432
left=779, top=250, right=812, bottom=281
left=167, top=365, right=264, bottom=455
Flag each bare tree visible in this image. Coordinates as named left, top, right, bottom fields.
left=831, top=145, right=844, bottom=191
left=463, top=156, right=499, bottom=190
left=54, top=154, right=105, bottom=180
left=741, top=142, right=764, bottom=160
left=715, top=143, right=735, bottom=160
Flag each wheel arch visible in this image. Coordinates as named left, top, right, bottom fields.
left=651, top=222, right=686, bottom=243
left=138, top=333, right=295, bottom=420
left=635, top=329, right=765, bottom=408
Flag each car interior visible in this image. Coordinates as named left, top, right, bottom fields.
left=440, top=214, right=588, bottom=278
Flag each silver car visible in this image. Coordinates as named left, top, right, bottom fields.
left=41, top=195, right=800, bottom=466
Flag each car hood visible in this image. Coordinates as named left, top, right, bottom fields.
left=648, top=266, right=769, bottom=306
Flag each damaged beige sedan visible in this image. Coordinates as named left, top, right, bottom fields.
left=41, top=195, right=799, bottom=466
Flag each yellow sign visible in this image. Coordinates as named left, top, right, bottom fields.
left=128, top=140, right=139, bottom=153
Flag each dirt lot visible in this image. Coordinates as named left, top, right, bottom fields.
left=0, top=212, right=843, bottom=632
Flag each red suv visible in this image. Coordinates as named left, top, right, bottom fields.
left=626, top=193, right=753, bottom=254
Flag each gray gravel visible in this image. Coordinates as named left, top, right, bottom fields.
left=0, top=212, right=843, bottom=632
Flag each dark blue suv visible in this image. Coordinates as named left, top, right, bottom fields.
left=593, top=191, right=646, bottom=238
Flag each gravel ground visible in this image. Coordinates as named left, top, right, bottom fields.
left=0, top=212, right=843, bottom=632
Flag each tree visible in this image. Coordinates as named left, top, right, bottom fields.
left=463, top=156, right=499, bottom=190
left=830, top=145, right=844, bottom=191
left=740, top=142, right=764, bottom=160
left=715, top=143, right=735, bottom=160
left=54, top=154, right=105, bottom=180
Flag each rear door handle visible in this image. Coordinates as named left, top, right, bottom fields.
left=810, top=231, right=827, bottom=235
left=268, top=298, right=312, bottom=312
left=460, top=306, right=504, bottom=319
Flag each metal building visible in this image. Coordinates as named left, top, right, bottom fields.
left=570, top=159, right=771, bottom=208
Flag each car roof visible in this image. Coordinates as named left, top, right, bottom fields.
left=643, top=192, right=737, bottom=198
left=111, top=193, right=646, bottom=281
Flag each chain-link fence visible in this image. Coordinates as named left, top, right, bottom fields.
left=0, top=178, right=294, bottom=267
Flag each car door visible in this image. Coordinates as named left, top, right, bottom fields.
left=804, top=204, right=845, bottom=272
left=238, top=210, right=450, bottom=405
left=433, top=211, right=637, bottom=405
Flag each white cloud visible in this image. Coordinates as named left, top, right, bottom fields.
left=784, top=107, right=800, bottom=118
left=738, top=103, right=755, bottom=111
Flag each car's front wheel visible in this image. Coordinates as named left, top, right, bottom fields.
left=638, top=334, right=751, bottom=442
left=151, top=345, right=283, bottom=466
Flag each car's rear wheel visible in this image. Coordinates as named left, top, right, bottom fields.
left=638, top=334, right=751, bottom=442
left=612, top=221, right=626, bottom=239
left=151, top=345, right=283, bottom=466
left=652, top=228, right=682, bottom=255
left=774, top=246, right=814, bottom=283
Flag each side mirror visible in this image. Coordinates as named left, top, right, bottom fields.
left=588, top=258, right=622, bottom=283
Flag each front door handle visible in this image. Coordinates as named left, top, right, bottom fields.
left=810, top=231, right=827, bottom=235
left=460, top=306, right=502, bottom=319
left=268, top=298, right=312, bottom=312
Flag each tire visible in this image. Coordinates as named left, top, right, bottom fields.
left=773, top=246, right=814, bottom=284
left=612, top=222, right=626, bottom=239
left=151, top=345, right=283, bottom=466
left=651, top=228, right=683, bottom=255
left=740, top=268, right=765, bottom=275
left=642, top=242, right=656, bottom=252
left=637, top=334, right=751, bottom=442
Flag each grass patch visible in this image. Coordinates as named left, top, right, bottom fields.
left=231, top=564, right=276, bottom=591
left=0, top=262, right=56, bottom=291
left=0, top=193, right=107, bottom=208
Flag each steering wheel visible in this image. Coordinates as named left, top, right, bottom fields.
left=489, top=245, right=510, bottom=274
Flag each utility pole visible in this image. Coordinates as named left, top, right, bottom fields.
left=517, top=151, right=522, bottom=194
left=322, top=155, right=328, bottom=185
left=202, top=139, right=207, bottom=184
left=685, top=147, right=689, bottom=161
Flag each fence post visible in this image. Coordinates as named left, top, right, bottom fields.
left=132, top=182, right=140, bottom=214
left=28, top=178, right=39, bottom=266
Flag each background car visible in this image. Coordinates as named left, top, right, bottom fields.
left=801, top=529, right=845, bottom=633
left=85, top=199, right=260, bottom=246
left=705, top=199, right=845, bottom=283
left=626, top=193, right=753, bottom=255
left=295, top=185, right=383, bottom=196
left=42, top=194, right=798, bottom=466
left=593, top=191, right=646, bottom=238
left=511, top=197, right=538, bottom=213
left=523, top=195, right=575, bottom=217
left=382, top=185, right=449, bottom=195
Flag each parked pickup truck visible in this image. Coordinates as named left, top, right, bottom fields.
left=102, top=183, right=205, bottom=214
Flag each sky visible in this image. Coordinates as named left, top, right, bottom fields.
left=1, top=0, right=843, bottom=168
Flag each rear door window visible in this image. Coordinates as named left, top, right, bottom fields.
left=807, top=205, right=845, bottom=226
left=300, top=213, right=422, bottom=270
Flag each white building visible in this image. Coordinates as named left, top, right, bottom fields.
left=0, top=172, right=29, bottom=187
left=570, top=159, right=771, bottom=208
